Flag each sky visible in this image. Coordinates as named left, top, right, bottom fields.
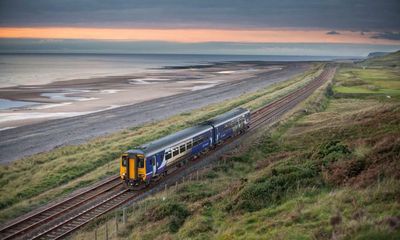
left=0, top=0, right=399, bottom=56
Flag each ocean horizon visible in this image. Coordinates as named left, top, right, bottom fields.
left=0, top=53, right=357, bottom=88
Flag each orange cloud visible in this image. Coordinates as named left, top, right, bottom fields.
left=0, top=27, right=398, bottom=45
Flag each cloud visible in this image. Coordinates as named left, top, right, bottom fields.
left=326, top=31, right=340, bottom=35
left=38, top=39, right=64, bottom=43
left=0, top=0, right=399, bottom=31
left=371, top=32, right=400, bottom=40
left=1, top=27, right=396, bottom=45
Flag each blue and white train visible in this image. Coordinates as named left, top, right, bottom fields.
left=120, top=108, right=250, bottom=189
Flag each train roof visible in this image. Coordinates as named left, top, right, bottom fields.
left=139, top=124, right=212, bottom=155
left=207, top=108, right=249, bottom=126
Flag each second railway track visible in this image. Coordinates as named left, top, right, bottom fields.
left=0, top=65, right=336, bottom=240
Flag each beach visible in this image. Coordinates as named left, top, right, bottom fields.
left=0, top=61, right=311, bottom=163
left=0, top=61, right=287, bottom=129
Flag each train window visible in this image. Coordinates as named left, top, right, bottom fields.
left=122, top=156, right=128, bottom=167
left=165, top=150, right=172, bottom=160
left=172, top=147, right=179, bottom=156
left=151, top=157, right=156, bottom=166
left=137, top=156, right=145, bottom=168
left=193, top=136, right=203, bottom=146
left=224, top=121, right=234, bottom=130
left=186, top=141, right=192, bottom=149
left=180, top=144, right=186, bottom=153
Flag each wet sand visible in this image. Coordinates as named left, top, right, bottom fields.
left=0, top=61, right=311, bottom=163
left=0, top=62, right=283, bottom=129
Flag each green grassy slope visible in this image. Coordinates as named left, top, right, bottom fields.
left=73, top=54, right=400, bottom=240
left=361, top=51, right=400, bottom=68
left=334, top=51, right=400, bottom=99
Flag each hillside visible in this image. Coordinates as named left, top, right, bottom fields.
left=361, top=50, right=400, bottom=68
left=367, top=52, right=390, bottom=58
left=73, top=54, right=400, bottom=239
left=335, top=51, right=400, bottom=99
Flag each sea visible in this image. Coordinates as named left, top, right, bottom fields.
left=0, top=53, right=342, bottom=88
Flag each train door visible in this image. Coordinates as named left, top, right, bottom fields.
left=128, top=156, right=137, bottom=180
left=158, top=152, right=165, bottom=173
left=136, top=154, right=145, bottom=179
left=121, top=155, right=131, bottom=179
left=211, top=125, right=219, bottom=144
left=245, top=112, right=250, bottom=125
left=238, top=116, right=244, bottom=130
left=150, top=156, right=157, bottom=177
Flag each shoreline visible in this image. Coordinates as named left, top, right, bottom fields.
left=0, top=61, right=284, bottom=129
left=0, top=61, right=311, bottom=163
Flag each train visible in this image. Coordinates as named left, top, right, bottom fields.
left=120, top=108, right=251, bottom=189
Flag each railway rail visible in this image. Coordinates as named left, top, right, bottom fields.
left=0, top=66, right=335, bottom=240
left=0, top=176, right=121, bottom=240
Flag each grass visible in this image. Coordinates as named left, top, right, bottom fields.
left=0, top=63, right=324, bottom=224
left=360, top=50, right=400, bottom=68
left=73, top=54, right=400, bottom=239
left=333, top=60, right=400, bottom=99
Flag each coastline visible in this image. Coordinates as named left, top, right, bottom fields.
left=0, top=61, right=311, bottom=163
left=0, top=61, right=284, bottom=129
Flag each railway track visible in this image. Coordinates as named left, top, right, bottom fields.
left=0, top=65, right=335, bottom=240
left=250, top=66, right=335, bottom=129
left=0, top=176, right=121, bottom=240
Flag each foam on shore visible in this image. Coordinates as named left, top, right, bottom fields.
left=0, top=104, right=123, bottom=125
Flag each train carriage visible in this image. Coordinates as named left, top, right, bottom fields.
left=120, top=107, right=250, bottom=189
left=208, top=108, right=250, bottom=144
left=120, top=124, right=213, bottom=188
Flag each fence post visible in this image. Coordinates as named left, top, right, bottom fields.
left=105, top=222, right=109, bottom=240
left=115, top=215, right=119, bottom=237
left=94, top=228, right=97, bottom=240
left=175, top=181, right=178, bottom=190
left=196, top=170, right=199, bottom=181
left=123, top=208, right=127, bottom=225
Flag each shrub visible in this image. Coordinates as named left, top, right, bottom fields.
left=325, top=84, right=335, bottom=97
left=318, top=140, right=351, bottom=165
left=177, top=183, right=216, bottom=202
left=346, top=226, right=400, bottom=240
left=232, top=161, right=322, bottom=212
left=346, top=159, right=366, bottom=178
left=203, top=170, right=219, bottom=179
left=259, top=136, right=281, bottom=155
left=179, top=215, right=213, bottom=239
left=148, top=201, right=190, bottom=233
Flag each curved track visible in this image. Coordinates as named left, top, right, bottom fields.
left=0, top=65, right=335, bottom=240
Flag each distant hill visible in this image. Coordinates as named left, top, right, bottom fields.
left=361, top=50, right=400, bottom=68
left=367, top=52, right=390, bottom=58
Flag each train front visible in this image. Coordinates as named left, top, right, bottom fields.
left=120, top=150, right=147, bottom=188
